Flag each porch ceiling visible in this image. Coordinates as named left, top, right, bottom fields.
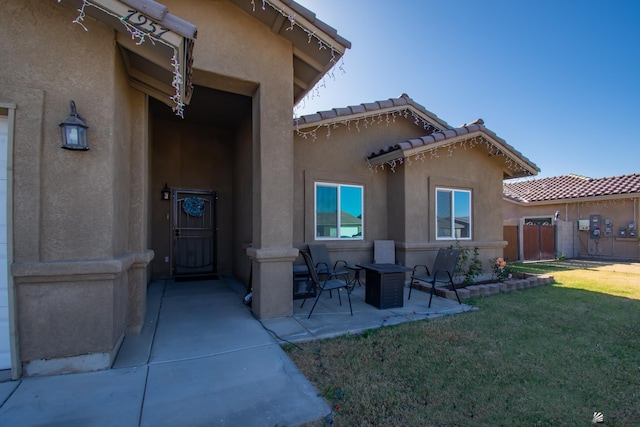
left=151, top=85, right=251, bottom=129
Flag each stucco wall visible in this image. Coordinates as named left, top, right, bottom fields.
left=396, top=139, right=507, bottom=272
left=1, top=1, right=154, bottom=373
left=504, top=197, right=639, bottom=260
left=1, top=1, right=119, bottom=262
left=293, top=117, right=424, bottom=263
left=294, top=115, right=509, bottom=277
left=233, top=114, right=254, bottom=284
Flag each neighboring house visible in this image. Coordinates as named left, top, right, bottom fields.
left=293, top=95, right=539, bottom=277
left=316, top=211, right=363, bottom=239
left=1, top=0, right=350, bottom=377
left=503, top=173, right=640, bottom=261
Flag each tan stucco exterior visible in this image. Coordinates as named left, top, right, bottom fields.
left=504, top=197, right=640, bottom=260
left=2, top=0, right=539, bottom=378
left=2, top=1, right=153, bottom=376
left=293, top=114, right=517, bottom=278
left=1, top=0, right=348, bottom=377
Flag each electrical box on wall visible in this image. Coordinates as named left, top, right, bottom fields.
left=589, top=214, right=601, bottom=239
left=604, top=218, right=613, bottom=236
left=578, top=219, right=590, bottom=231
left=620, top=227, right=627, bottom=237
left=630, top=222, right=637, bottom=238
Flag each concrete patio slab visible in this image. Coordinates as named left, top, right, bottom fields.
left=149, top=284, right=274, bottom=364
left=0, top=380, right=18, bottom=406
left=261, top=283, right=475, bottom=344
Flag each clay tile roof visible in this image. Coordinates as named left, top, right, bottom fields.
left=294, top=93, right=451, bottom=130
left=280, top=0, right=352, bottom=49
left=364, top=121, right=539, bottom=178
left=503, top=173, right=640, bottom=203
left=319, top=110, right=337, bottom=120
left=293, top=94, right=539, bottom=178
left=366, top=122, right=512, bottom=159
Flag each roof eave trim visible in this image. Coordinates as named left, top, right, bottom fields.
left=503, top=192, right=640, bottom=206
left=295, top=104, right=449, bottom=132
left=269, top=0, right=351, bottom=53
left=368, top=129, right=539, bottom=177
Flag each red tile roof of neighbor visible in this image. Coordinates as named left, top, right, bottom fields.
left=503, top=173, right=640, bottom=203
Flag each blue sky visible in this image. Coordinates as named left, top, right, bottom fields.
left=293, top=0, right=640, bottom=180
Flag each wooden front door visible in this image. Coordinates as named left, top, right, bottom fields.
left=172, top=189, right=217, bottom=277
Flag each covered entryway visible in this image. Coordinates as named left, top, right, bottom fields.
left=149, top=85, right=253, bottom=282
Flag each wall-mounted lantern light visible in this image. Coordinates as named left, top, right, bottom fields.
left=161, top=183, right=171, bottom=200
left=59, top=100, right=89, bottom=151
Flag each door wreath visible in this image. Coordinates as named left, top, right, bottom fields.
left=182, top=196, right=206, bottom=217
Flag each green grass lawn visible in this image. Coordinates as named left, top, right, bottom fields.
left=286, top=261, right=640, bottom=426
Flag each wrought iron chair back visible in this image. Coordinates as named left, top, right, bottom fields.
left=409, top=249, right=462, bottom=308
left=301, top=251, right=353, bottom=319
left=308, top=243, right=350, bottom=281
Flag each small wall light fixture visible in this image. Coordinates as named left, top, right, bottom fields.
left=59, top=100, right=89, bottom=151
left=161, top=183, right=171, bottom=200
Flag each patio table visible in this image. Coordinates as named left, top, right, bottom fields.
left=357, top=263, right=411, bottom=309
left=347, top=264, right=364, bottom=291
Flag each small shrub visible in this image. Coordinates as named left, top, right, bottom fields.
left=449, top=241, right=483, bottom=285
left=491, top=257, right=513, bottom=282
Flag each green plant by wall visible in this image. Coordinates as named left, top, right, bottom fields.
left=448, top=241, right=483, bottom=285
left=491, top=257, right=514, bottom=282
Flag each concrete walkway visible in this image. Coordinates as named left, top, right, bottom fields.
left=0, top=276, right=472, bottom=426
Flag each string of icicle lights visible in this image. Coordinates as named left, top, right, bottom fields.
left=57, top=0, right=186, bottom=116
left=249, top=0, right=347, bottom=111
left=367, top=134, right=535, bottom=176
left=294, top=106, right=532, bottom=176
left=295, top=107, right=442, bottom=141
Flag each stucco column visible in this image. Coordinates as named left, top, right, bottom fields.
left=247, top=88, right=297, bottom=318
left=246, top=247, right=298, bottom=318
left=126, top=92, right=152, bottom=334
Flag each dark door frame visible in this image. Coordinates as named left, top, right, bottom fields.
left=171, top=188, right=218, bottom=277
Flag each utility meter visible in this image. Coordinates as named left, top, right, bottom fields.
left=589, top=214, right=601, bottom=239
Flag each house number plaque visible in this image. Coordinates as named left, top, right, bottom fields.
left=122, top=10, right=170, bottom=39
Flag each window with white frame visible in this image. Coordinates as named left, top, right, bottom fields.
left=315, top=183, right=363, bottom=240
left=436, top=188, right=471, bottom=239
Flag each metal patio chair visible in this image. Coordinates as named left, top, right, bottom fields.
left=308, top=243, right=350, bottom=282
left=409, top=249, right=461, bottom=307
left=301, top=251, right=353, bottom=319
